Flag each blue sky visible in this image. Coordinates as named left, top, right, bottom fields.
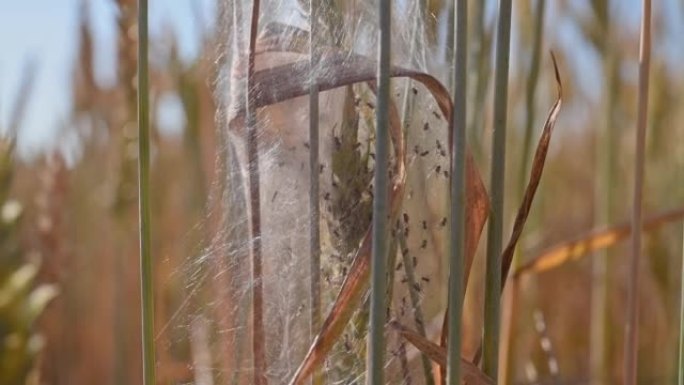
left=0, top=0, right=214, bottom=157
left=0, top=0, right=682, bottom=158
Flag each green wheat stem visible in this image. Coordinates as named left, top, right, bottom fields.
left=308, top=4, right=322, bottom=385
left=680, top=219, right=684, bottom=385
left=368, top=0, right=392, bottom=382
left=483, top=0, right=513, bottom=381
left=625, top=0, right=651, bottom=383
left=136, top=0, right=155, bottom=384
left=446, top=0, right=467, bottom=384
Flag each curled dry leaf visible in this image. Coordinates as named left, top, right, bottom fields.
left=389, top=321, right=494, bottom=385
left=449, top=52, right=563, bottom=368
left=499, top=52, right=563, bottom=289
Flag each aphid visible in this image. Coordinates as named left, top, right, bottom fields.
left=412, top=87, right=418, bottom=95
left=435, top=165, right=442, bottom=174
left=403, top=213, right=409, bottom=223
left=436, top=139, right=443, bottom=150
left=440, top=217, right=447, bottom=227
left=324, top=192, right=330, bottom=201
left=390, top=228, right=396, bottom=237
left=412, top=256, right=417, bottom=267
left=420, top=150, right=430, bottom=157
left=432, top=110, right=441, bottom=120
left=423, top=122, right=430, bottom=131
left=401, top=277, right=408, bottom=284
left=320, top=164, right=325, bottom=173
left=422, top=220, right=427, bottom=230
left=413, top=283, right=422, bottom=292
left=303, top=142, right=310, bottom=149
left=402, top=248, right=409, bottom=255
left=421, top=239, right=427, bottom=249
left=271, top=191, right=278, bottom=202
left=344, top=336, right=353, bottom=352
left=333, top=230, right=340, bottom=238
left=403, top=227, right=409, bottom=237
left=334, top=136, right=342, bottom=150
left=413, top=145, right=421, bottom=154
left=342, top=267, right=347, bottom=276
left=439, top=149, right=447, bottom=157
left=421, top=276, right=430, bottom=283
left=396, top=262, right=403, bottom=271
left=366, top=102, right=375, bottom=109
left=443, top=170, right=449, bottom=178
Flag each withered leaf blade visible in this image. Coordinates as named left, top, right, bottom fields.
left=389, top=321, right=494, bottom=385
left=499, top=52, right=563, bottom=289
left=227, top=50, right=489, bottom=385
left=469, top=52, right=563, bottom=367
left=515, top=207, right=684, bottom=277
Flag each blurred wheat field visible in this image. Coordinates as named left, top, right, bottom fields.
left=1, top=0, right=683, bottom=384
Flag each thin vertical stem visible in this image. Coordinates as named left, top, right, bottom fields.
left=368, top=0, right=391, bottom=382
left=680, top=220, right=684, bottom=385
left=446, top=0, right=467, bottom=384
left=246, top=0, right=267, bottom=383
left=483, top=0, right=513, bottom=381
left=308, top=1, right=322, bottom=384
left=136, top=0, right=155, bottom=384
left=504, top=2, right=545, bottom=381
left=625, top=1, right=651, bottom=384
left=592, top=6, right=618, bottom=381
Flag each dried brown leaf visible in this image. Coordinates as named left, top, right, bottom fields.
left=500, top=52, right=563, bottom=288
left=515, top=207, right=684, bottom=278
left=389, top=321, right=494, bottom=385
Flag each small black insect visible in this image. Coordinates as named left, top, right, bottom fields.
left=403, top=213, right=409, bottom=223
left=423, top=122, right=430, bottom=131
left=443, top=170, right=449, bottom=178
left=440, top=217, right=447, bottom=227
left=420, top=150, right=430, bottom=157
left=303, top=142, right=310, bottom=149
left=324, top=192, right=330, bottom=200
left=413, top=283, right=422, bottom=292
left=421, top=276, right=430, bottom=283
left=396, top=262, right=403, bottom=271
left=402, top=248, right=409, bottom=255
left=421, top=239, right=427, bottom=249
left=412, top=87, right=418, bottom=95
left=435, top=165, right=442, bottom=174
left=422, top=220, right=427, bottom=230
left=412, top=256, right=417, bottom=267
left=432, top=110, right=441, bottom=120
